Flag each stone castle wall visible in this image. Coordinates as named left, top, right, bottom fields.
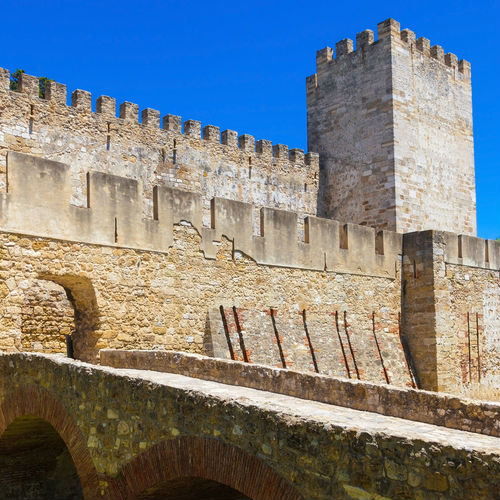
left=0, top=18, right=497, bottom=400
left=307, top=22, right=395, bottom=229
left=391, top=23, right=476, bottom=234
left=307, top=19, right=476, bottom=235
left=0, top=226, right=406, bottom=387
left=0, top=150, right=408, bottom=388
left=0, top=68, right=319, bottom=231
left=403, top=231, right=500, bottom=397
left=0, top=152, right=498, bottom=397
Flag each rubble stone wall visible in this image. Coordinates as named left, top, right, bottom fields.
left=1, top=353, right=499, bottom=500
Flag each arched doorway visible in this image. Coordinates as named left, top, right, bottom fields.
left=0, top=415, right=83, bottom=500
left=20, top=279, right=75, bottom=354
left=0, top=274, right=99, bottom=361
left=38, top=274, right=99, bottom=362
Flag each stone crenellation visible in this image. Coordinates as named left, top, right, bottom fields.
left=0, top=66, right=320, bottom=239
left=4, top=69, right=319, bottom=167
left=310, top=20, right=471, bottom=77
left=0, top=18, right=499, bottom=500
left=0, top=20, right=498, bottom=404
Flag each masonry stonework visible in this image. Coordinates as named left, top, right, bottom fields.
left=0, top=68, right=319, bottom=230
left=1, top=354, right=499, bottom=500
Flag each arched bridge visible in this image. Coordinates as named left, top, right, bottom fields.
left=0, top=352, right=498, bottom=500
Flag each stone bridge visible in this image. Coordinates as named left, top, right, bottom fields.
left=0, top=352, right=499, bottom=500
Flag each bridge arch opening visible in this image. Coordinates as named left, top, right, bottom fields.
left=136, top=476, right=249, bottom=499
left=0, top=415, right=83, bottom=500
left=116, top=437, right=303, bottom=500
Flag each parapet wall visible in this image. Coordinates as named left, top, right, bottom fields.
left=100, top=349, right=500, bottom=437
left=309, top=19, right=470, bottom=82
left=0, top=151, right=401, bottom=277
left=0, top=67, right=319, bottom=226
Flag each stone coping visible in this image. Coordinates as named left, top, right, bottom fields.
left=100, top=349, right=500, bottom=437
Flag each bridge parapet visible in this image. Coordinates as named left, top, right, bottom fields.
left=100, top=349, right=500, bottom=437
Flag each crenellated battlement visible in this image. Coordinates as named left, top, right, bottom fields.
left=308, top=18, right=471, bottom=92
left=0, top=18, right=498, bottom=410
left=443, top=232, right=500, bottom=269
left=0, top=68, right=319, bottom=170
left=3, top=152, right=492, bottom=278
left=0, top=151, right=400, bottom=278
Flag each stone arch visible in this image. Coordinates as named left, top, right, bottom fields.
left=109, top=436, right=303, bottom=500
left=0, top=385, right=100, bottom=500
left=38, top=274, right=99, bottom=362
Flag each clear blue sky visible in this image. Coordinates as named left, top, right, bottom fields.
left=2, top=1, right=498, bottom=238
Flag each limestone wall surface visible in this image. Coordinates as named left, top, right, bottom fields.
left=0, top=68, right=319, bottom=230
left=391, top=24, right=476, bottom=234
left=0, top=152, right=400, bottom=277
left=1, top=152, right=498, bottom=396
left=403, top=231, right=500, bottom=397
left=307, top=22, right=395, bottom=229
left=0, top=227, right=404, bottom=385
left=0, top=152, right=403, bottom=387
left=0, top=150, right=404, bottom=387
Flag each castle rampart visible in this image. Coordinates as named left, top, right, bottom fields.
left=0, top=19, right=498, bottom=412
left=1, top=152, right=400, bottom=277
left=0, top=151, right=498, bottom=398
left=0, top=68, right=319, bottom=230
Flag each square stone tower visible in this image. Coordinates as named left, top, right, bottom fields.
left=307, top=18, right=476, bottom=234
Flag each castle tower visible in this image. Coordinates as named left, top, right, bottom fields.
left=307, top=18, right=476, bottom=234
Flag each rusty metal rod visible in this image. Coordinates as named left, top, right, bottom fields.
left=344, top=311, right=360, bottom=380
left=372, top=312, right=390, bottom=384
left=302, top=309, right=319, bottom=373
left=335, top=310, right=351, bottom=378
left=232, top=306, right=249, bottom=363
left=467, top=312, right=472, bottom=383
left=270, top=308, right=287, bottom=369
left=220, top=305, right=236, bottom=361
left=476, top=312, right=481, bottom=382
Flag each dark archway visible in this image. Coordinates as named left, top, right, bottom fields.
left=39, top=274, right=99, bottom=362
left=136, top=476, right=249, bottom=499
left=109, top=436, right=303, bottom=500
left=0, top=385, right=101, bottom=500
left=0, top=415, right=83, bottom=499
